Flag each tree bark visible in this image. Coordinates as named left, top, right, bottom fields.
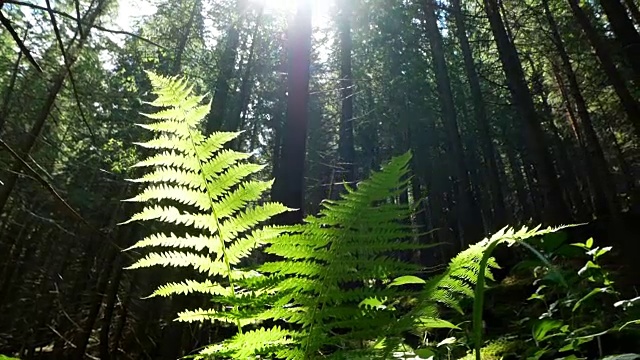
left=544, top=0, right=619, bottom=217
left=206, top=0, right=247, bottom=134
left=483, top=0, right=569, bottom=223
left=229, top=5, right=264, bottom=138
left=451, top=0, right=506, bottom=228
left=338, top=0, right=356, bottom=186
left=171, top=0, right=200, bottom=75
left=567, top=0, right=640, bottom=139
left=421, top=0, right=484, bottom=244
left=271, top=0, right=313, bottom=224
left=598, top=0, right=640, bottom=80
left=0, top=26, right=28, bottom=134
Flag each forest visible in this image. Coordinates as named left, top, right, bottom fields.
left=1, top=0, right=640, bottom=358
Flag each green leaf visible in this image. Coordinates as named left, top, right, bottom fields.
left=414, top=348, right=436, bottom=358
left=416, top=317, right=460, bottom=330
left=578, top=260, right=600, bottom=276
left=389, top=275, right=426, bottom=287
left=601, top=355, right=640, bottom=360
left=359, top=297, right=387, bottom=310
left=573, top=287, right=612, bottom=312
left=436, top=337, right=456, bottom=347
left=532, top=319, right=563, bottom=341
left=586, top=238, right=594, bottom=248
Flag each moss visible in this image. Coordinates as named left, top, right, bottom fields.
left=459, top=337, right=525, bottom=360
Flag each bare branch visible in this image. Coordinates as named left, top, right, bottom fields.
left=0, top=138, right=88, bottom=226
left=5, top=0, right=166, bottom=49
left=44, top=0, right=97, bottom=145
left=0, top=10, right=42, bottom=72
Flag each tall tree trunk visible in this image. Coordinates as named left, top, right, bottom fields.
left=0, top=0, right=108, bottom=214
left=206, top=0, right=247, bottom=134
left=551, top=66, right=596, bottom=216
left=421, top=0, right=484, bottom=245
left=272, top=0, right=313, bottom=225
left=567, top=0, right=640, bottom=138
left=544, top=0, right=619, bottom=217
left=0, top=25, right=28, bottom=134
left=598, top=0, right=640, bottom=79
left=483, top=0, right=569, bottom=223
left=338, top=0, right=356, bottom=186
left=451, top=0, right=506, bottom=228
left=229, top=5, right=264, bottom=138
left=171, top=0, right=199, bottom=75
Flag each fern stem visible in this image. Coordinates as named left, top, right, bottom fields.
left=187, top=127, right=243, bottom=335
left=472, top=238, right=500, bottom=360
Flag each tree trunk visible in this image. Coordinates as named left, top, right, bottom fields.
left=0, top=0, right=108, bottom=214
left=421, top=0, right=484, bottom=244
left=206, top=0, right=247, bottom=134
left=171, top=0, right=200, bottom=75
left=229, top=5, right=264, bottom=138
left=271, top=0, right=313, bottom=225
left=451, top=0, right=506, bottom=228
left=567, top=0, right=640, bottom=138
left=598, top=0, right=640, bottom=79
left=0, top=26, right=28, bottom=134
left=544, top=0, right=619, bottom=217
left=483, top=0, right=569, bottom=223
left=338, top=0, right=356, bottom=186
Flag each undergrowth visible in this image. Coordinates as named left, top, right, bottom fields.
left=122, top=73, right=640, bottom=359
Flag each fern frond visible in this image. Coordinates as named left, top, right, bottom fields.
left=125, top=232, right=218, bottom=253
left=123, top=71, right=291, bottom=359
left=150, top=279, right=230, bottom=298
left=258, top=151, right=427, bottom=358
left=196, top=326, right=299, bottom=359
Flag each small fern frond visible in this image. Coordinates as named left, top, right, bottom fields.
left=196, top=327, right=299, bottom=360
left=125, top=232, right=217, bottom=252
left=149, top=279, right=230, bottom=298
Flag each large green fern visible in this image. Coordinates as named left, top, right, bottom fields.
left=122, top=72, right=291, bottom=356
left=251, top=152, right=435, bottom=359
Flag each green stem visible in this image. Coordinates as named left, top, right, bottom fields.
left=188, top=127, right=243, bottom=335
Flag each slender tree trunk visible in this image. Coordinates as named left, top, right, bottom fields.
left=338, top=0, right=356, bottom=186
left=171, top=0, right=199, bottom=75
left=98, top=255, right=125, bottom=360
left=598, top=0, right=640, bottom=79
left=451, top=0, right=505, bottom=227
left=551, top=67, right=596, bottom=216
left=0, top=0, right=108, bottom=214
left=0, top=26, right=28, bottom=134
left=110, top=275, right=134, bottom=360
left=567, top=0, right=640, bottom=138
left=206, top=0, right=247, bottom=134
left=544, top=0, right=619, bottom=217
left=272, top=0, right=313, bottom=224
left=229, top=5, right=264, bottom=138
left=483, top=0, right=569, bottom=223
left=421, top=0, right=484, bottom=244
left=501, top=123, right=532, bottom=221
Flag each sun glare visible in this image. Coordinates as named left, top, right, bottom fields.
left=249, top=0, right=333, bottom=28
